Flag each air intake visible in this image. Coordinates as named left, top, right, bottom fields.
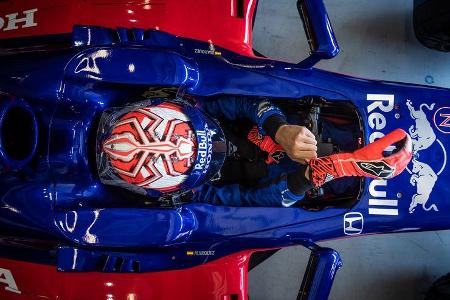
left=0, top=96, right=38, bottom=172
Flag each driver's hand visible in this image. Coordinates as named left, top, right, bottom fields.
left=275, top=125, right=317, bottom=164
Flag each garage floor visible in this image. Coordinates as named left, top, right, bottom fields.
left=249, top=1, right=450, bottom=299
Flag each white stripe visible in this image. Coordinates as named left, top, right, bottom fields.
left=244, top=0, right=254, bottom=43
left=368, top=199, right=398, bottom=206
left=369, top=208, right=398, bottom=216
left=141, top=117, right=150, bottom=128
left=140, top=166, right=150, bottom=178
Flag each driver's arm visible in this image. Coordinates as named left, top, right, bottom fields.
left=198, top=95, right=287, bottom=140
left=192, top=176, right=305, bottom=207
left=199, top=95, right=317, bottom=163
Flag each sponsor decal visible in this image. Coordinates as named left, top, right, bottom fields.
left=365, top=96, right=446, bottom=215
left=324, top=173, right=334, bottom=184
left=194, top=124, right=213, bottom=174
left=366, top=94, right=399, bottom=216
left=366, top=94, right=394, bottom=143
left=74, top=49, right=110, bottom=78
left=368, top=179, right=399, bottom=216
left=433, top=107, right=450, bottom=134
left=407, top=100, right=436, bottom=151
left=344, top=212, right=364, bottom=235
left=0, top=268, right=21, bottom=294
left=194, top=49, right=221, bottom=56
left=356, top=161, right=394, bottom=178
left=366, top=97, right=446, bottom=215
left=256, top=100, right=274, bottom=118
left=0, top=9, right=37, bottom=32
left=405, top=100, right=446, bottom=213
left=186, top=250, right=215, bottom=256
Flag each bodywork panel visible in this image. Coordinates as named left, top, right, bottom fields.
left=0, top=1, right=448, bottom=300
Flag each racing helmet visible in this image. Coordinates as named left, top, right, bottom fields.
left=97, top=99, right=226, bottom=197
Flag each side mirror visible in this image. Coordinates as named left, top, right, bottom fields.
left=297, top=0, right=340, bottom=68
left=250, top=246, right=342, bottom=299
left=297, top=247, right=342, bottom=300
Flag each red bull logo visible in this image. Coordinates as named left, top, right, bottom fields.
left=366, top=94, right=394, bottom=143
left=366, top=96, right=446, bottom=215
left=366, top=94, right=399, bottom=216
left=406, top=100, right=446, bottom=213
left=193, top=124, right=213, bottom=174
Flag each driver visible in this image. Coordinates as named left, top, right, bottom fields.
left=98, top=96, right=412, bottom=207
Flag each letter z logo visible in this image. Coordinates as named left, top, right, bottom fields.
left=434, top=107, right=450, bottom=134
left=344, top=212, right=364, bottom=235
left=439, top=113, right=450, bottom=128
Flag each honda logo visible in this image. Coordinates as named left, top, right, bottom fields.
left=0, top=9, right=37, bottom=32
left=344, top=212, right=364, bottom=235
left=0, top=268, right=21, bottom=294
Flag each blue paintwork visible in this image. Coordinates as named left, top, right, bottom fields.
left=297, top=0, right=340, bottom=68
left=299, top=248, right=342, bottom=300
left=1, top=29, right=449, bottom=248
left=0, top=3, right=449, bottom=298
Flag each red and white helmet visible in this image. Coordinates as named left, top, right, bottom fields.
left=102, top=102, right=197, bottom=193
left=97, top=100, right=226, bottom=196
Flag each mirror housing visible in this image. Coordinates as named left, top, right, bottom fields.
left=297, top=0, right=340, bottom=68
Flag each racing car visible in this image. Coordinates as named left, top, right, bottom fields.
left=0, top=0, right=449, bottom=299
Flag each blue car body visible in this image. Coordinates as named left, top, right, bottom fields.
left=0, top=0, right=449, bottom=299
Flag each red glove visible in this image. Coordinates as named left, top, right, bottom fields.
left=247, top=126, right=285, bottom=164
left=309, top=128, right=412, bottom=187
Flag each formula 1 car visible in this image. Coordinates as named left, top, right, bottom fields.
left=0, top=0, right=449, bottom=299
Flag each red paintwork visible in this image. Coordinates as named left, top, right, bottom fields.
left=0, top=250, right=254, bottom=299
left=0, top=0, right=258, bottom=57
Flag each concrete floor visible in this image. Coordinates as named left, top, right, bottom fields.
left=249, top=1, right=450, bottom=299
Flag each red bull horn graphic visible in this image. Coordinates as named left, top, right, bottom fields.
left=406, top=100, right=446, bottom=213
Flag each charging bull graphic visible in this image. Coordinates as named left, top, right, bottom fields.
left=406, top=100, right=446, bottom=213
left=409, top=158, right=438, bottom=213
left=406, top=100, right=436, bottom=152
